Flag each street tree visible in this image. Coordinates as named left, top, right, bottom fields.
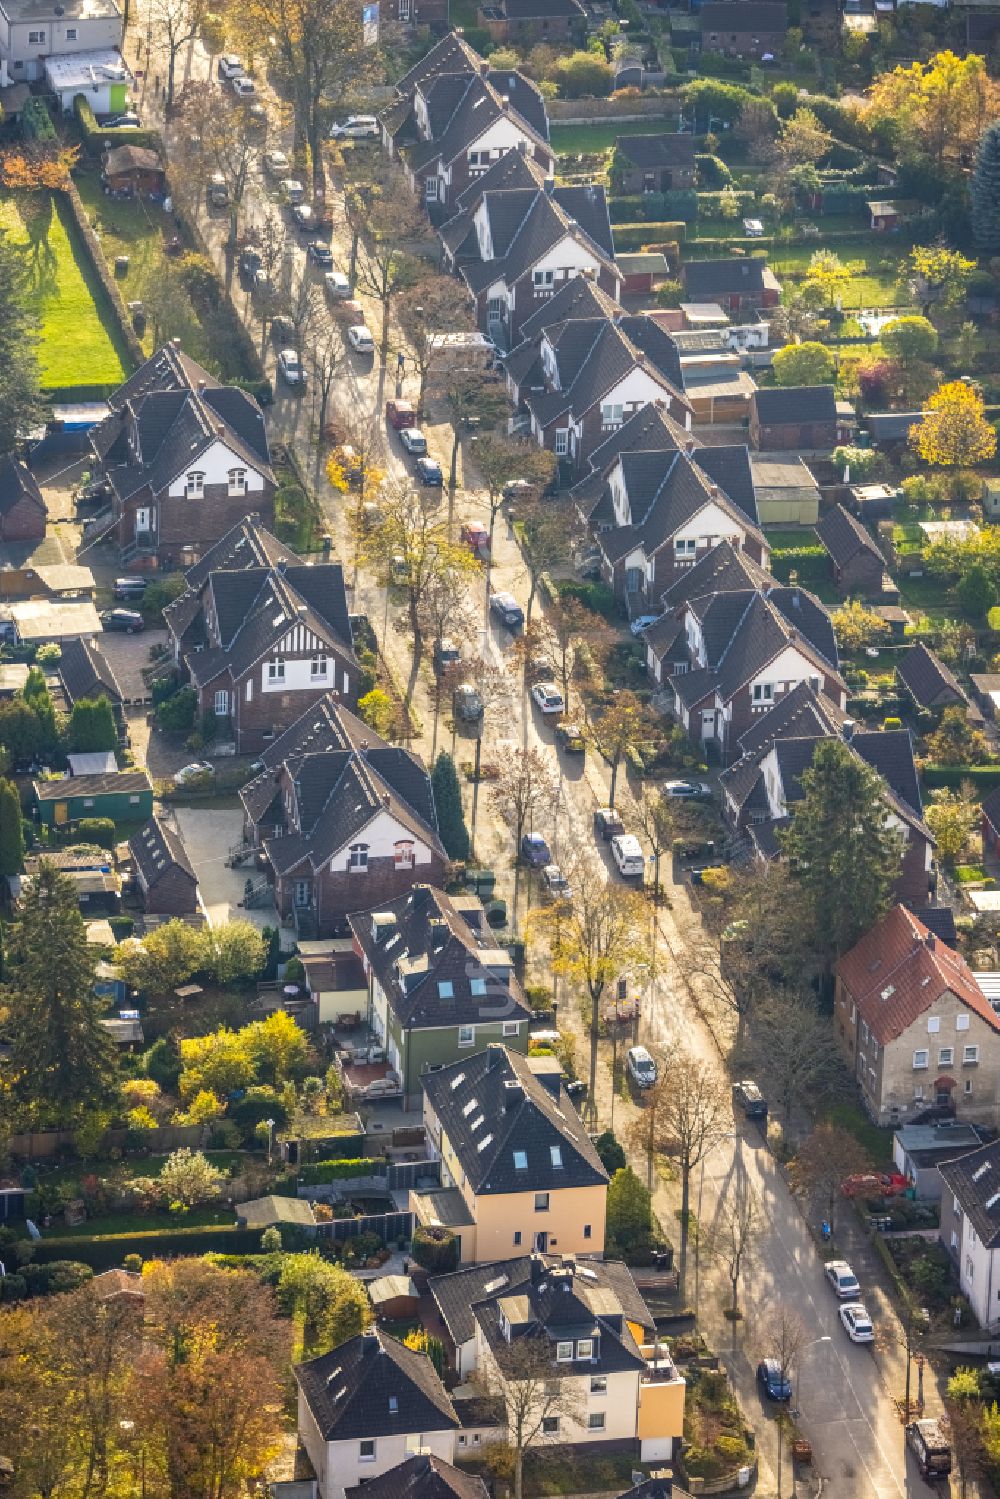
left=758, top=1302, right=807, bottom=1478
left=470, top=435, right=558, bottom=603
left=329, top=416, right=387, bottom=589
left=658, top=1048, right=732, bottom=1286
left=151, top=0, right=210, bottom=108
left=0, top=229, right=41, bottom=453
left=434, top=365, right=510, bottom=495
left=3, top=860, right=119, bottom=1129
left=396, top=276, right=477, bottom=418
left=910, top=381, right=997, bottom=468
left=519, top=490, right=578, bottom=624
left=788, top=1122, right=873, bottom=1234
left=709, top=1185, right=762, bottom=1317
left=303, top=299, right=348, bottom=444
left=591, top=690, right=660, bottom=808
left=745, top=991, right=849, bottom=1122
left=924, top=784, right=980, bottom=863
left=631, top=783, right=675, bottom=901
left=779, top=738, right=904, bottom=976
left=625, top=1061, right=672, bottom=1190
left=972, top=120, right=1000, bottom=254
left=480, top=1335, right=583, bottom=1499
left=529, top=866, right=647, bottom=1116
left=0, top=1304, right=77, bottom=1498
left=0, top=776, right=24, bottom=878
left=772, top=340, right=836, bottom=386
left=531, top=594, right=612, bottom=717
left=355, top=237, right=426, bottom=373
left=490, top=746, right=556, bottom=926
left=179, top=81, right=262, bottom=243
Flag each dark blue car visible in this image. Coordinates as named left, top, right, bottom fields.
left=520, top=832, right=551, bottom=868
left=756, top=1359, right=791, bottom=1402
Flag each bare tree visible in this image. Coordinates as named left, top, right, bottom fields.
left=330, top=415, right=387, bottom=590
left=631, top=784, right=675, bottom=903
left=396, top=276, right=477, bottom=419
left=659, top=1047, right=732, bottom=1287
left=470, top=435, right=558, bottom=610
left=151, top=0, right=210, bottom=107
left=489, top=746, right=556, bottom=930
left=625, top=1060, right=673, bottom=1189
left=758, top=1301, right=807, bottom=1485
left=434, top=365, right=510, bottom=499
left=590, top=690, right=661, bottom=809
left=709, top=1184, right=763, bottom=1317
left=532, top=594, right=612, bottom=716
left=304, top=302, right=348, bottom=448
left=178, top=83, right=262, bottom=244
left=787, top=1122, right=873, bottom=1236
left=480, top=1335, right=584, bottom=1499
left=745, top=991, right=850, bottom=1123
left=519, top=491, right=580, bottom=626
left=350, top=170, right=432, bottom=371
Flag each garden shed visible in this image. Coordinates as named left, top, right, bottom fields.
left=369, top=1272, right=420, bottom=1321
left=102, top=144, right=167, bottom=196
left=33, top=768, right=153, bottom=827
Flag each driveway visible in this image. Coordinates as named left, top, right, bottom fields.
left=170, top=805, right=289, bottom=946
left=97, top=627, right=167, bottom=702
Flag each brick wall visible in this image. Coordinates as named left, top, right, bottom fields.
left=751, top=418, right=837, bottom=452
left=0, top=494, right=46, bottom=543
left=276, top=853, right=448, bottom=936
left=141, top=866, right=199, bottom=916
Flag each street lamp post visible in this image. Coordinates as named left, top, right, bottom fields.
left=265, top=1117, right=276, bottom=1167
left=792, top=1335, right=832, bottom=1417
left=693, top=1131, right=738, bottom=1313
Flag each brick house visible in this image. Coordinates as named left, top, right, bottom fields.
left=697, top=1, right=788, bottom=57
left=57, top=636, right=126, bottom=741
left=749, top=385, right=837, bottom=452
left=89, top=342, right=275, bottom=570
left=477, top=0, right=586, bottom=46
left=239, top=695, right=446, bottom=938
left=127, top=814, right=199, bottom=916
left=164, top=549, right=357, bottom=755
left=834, top=905, right=1000, bottom=1128
left=681, top=258, right=781, bottom=314
left=896, top=642, right=976, bottom=719
left=0, top=457, right=46, bottom=542
left=611, top=134, right=697, bottom=195
left=816, top=503, right=887, bottom=599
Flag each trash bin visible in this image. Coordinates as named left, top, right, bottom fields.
left=114, top=254, right=129, bottom=277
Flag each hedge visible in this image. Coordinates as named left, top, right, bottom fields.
left=769, top=546, right=832, bottom=584
left=74, top=93, right=163, bottom=155
left=696, top=188, right=756, bottom=215
left=22, top=97, right=56, bottom=142
left=298, top=1157, right=386, bottom=1184
left=45, top=383, right=127, bottom=402
left=816, top=185, right=876, bottom=216
left=29, top=1225, right=262, bottom=1269
left=614, top=221, right=688, bottom=252
left=610, top=195, right=692, bottom=227
left=921, top=765, right=1000, bottom=794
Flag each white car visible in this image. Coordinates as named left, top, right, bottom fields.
left=626, top=1045, right=657, bottom=1089
left=329, top=115, right=379, bottom=139
left=174, top=760, right=213, bottom=785
left=399, top=426, right=427, bottom=455
left=217, top=54, right=243, bottom=80
left=231, top=75, right=256, bottom=99
left=531, top=682, right=565, bottom=716
left=277, top=348, right=304, bottom=386
left=824, top=1261, right=861, bottom=1300
left=347, top=325, right=375, bottom=354
left=281, top=178, right=305, bottom=204
left=324, top=270, right=350, bottom=299
left=839, top=1303, right=874, bottom=1344
left=541, top=863, right=572, bottom=901
left=663, top=779, right=712, bottom=800
left=263, top=149, right=290, bottom=177
left=630, top=614, right=660, bottom=637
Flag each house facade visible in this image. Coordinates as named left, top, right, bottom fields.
left=750, top=386, right=837, bottom=452
left=478, top=0, right=586, bottom=45
left=697, top=1, right=788, bottom=57
left=0, top=0, right=122, bottom=82
left=0, top=457, right=46, bottom=542
left=612, top=133, right=696, bottom=195
left=835, top=905, right=1000, bottom=1127
left=939, top=1140, right=1000, bottom=1330
left=816, top=503, right=887, bottom=598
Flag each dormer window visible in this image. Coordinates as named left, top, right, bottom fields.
left=556, top=1342, right=573, bottom=1362
left=349, top=843, right=369, bottom=872
left=227, top=468, right=247, bottom=496
left=533, top=269, right=554, bottom=289
left=185, top=471, right=205, bottom=497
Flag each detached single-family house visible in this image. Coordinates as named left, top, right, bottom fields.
left=477, top=0, right=586, bottom=45
left=681, top=258, right=781, bottom=314
left=239, top=695, right=446, bottom=938
left=697, top=1, right=788, bottom=57
left=89, top=342, right=275, bottom=569
left=939, top=1140, right=1000, bottom=1330
left=835, top=905, right=1000, bottom=1127
left=127, top=814, right=199, bottom=916
left=896, top=642, right=977, bottom=720
left=816, top=503, right=889, bottom=599
left=611, top=133, right=696, bottom=194
left=750, top=385, right=838, bottom=452
left=346, top=1455, right=489, bottom=1499
left=0, top=457, right=45, bottom=542
left=350, top=885, right=531, bottom=1109
left=418, top=1044, right=609, bottom=1264
left=297, top=1330, right=462, bottom=1499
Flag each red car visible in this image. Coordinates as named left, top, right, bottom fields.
left=385, top=398, right=416, bottom=430
left=460, top=520, right=489, bottom=555
left=839, top=1172, right=908, bottom=1199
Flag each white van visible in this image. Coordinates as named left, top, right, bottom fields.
left=610, top=833, right=644, bottom=881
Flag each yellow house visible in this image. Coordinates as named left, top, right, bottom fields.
left=415, top=1044, right=609, bottom=1264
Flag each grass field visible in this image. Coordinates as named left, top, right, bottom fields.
left=0, top=190, right=128, bottom=389
left=74, top=172, right=172, bottom=356
left=552, top=119, right=677, bottom=157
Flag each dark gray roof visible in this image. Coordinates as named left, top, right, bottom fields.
left=182, top=515, right=296, bottom=593
left=816, top=504, right=882, bottom=567
left=474, top=1263, right=647, bottom=1379
left=58, top=637, right=124, bottom=708
left=983, top=785, right=1000, bottom=836
left=904, top=904, right=957, bottom=948
left=699, top=1, right=787, bottom=29
left=735, top=680, right=845, bottom=758
left=501, top=0, right=584, bottom=17
left=345, top=1455, right=489, bottom=1499
left=296, top=1330, right=459, bottom=1442
left=683, top=257, right=767, bottom=297
left=939, top=1140, right=1000, bottom=1250
left=753, top=385, right=836, bottom=424
left=597, top=449, right=764, bottom=569
left=349, top=885, right=531, bottom=1031
left=864, top=411, right=925, bottom=440
left=404, top=69, right=549, bottom=176
left=423, top=1045, right=608, bottom=1195
left=459, top=190, right=616, bottom=298
left=852, top=729, right=922, bottom=818
left=896, top=641, right=967, bottom=711
left=659, top=540, right=775, bottom=609
left=0, top=456, right=45, bottom=519
left=128, top=815, right=197, bottom=888
left=614, top=133, right=696, bottom=170
left=524, top=318, right=690, bottom=430
left=34, top=770, right=151, bottom=801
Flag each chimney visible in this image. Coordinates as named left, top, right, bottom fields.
left=530, top=1252, right=545, bottom=1283
left=925, top=932, right=936, bottom=951
left=480, top=59, right=489, bottom=76
left=361, top=1330, right=379, bottom=1355
left=277, top=559, right=288, bottom=574
left=708, top=483, right=719, bottom=498
left=517, top=139, right=527, bottom=155
left=636, top=350, right=646, bottom=365
left=503, top=1080, right=524, bottom=1110
left=217, top=425, right=225, bottom=437
left=172, top=337, right=182, bottom=347
left=297, top=604, right=307, bottom=616
left=543, top=176, right=554, bottom=196
left=501, top=94, right=509, bottom=109
left=487, top=1041, right=505, bottom=1070
left=197, top=379, right=206, bottom=392
left=842, top=718, right=856, bottom=743
left=360, top=740, right=369, bottom=753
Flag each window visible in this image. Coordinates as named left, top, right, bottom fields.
left=28, top=29, right=45, bottom=42
left=503, top=1021, right=520, bottom=1037
left=267, top=659, right=285, bottom=683
left=583, top=1223, right=592, bottom=1239
left=513, top=1150, right=528, bottom=1171
left=927, top=1017, right=940, bottom=1034
left=601, top=402, right=624, bottom=427
left=533, top=269, right=554, bottom=288
left=912, top=1049, right=929, bottom=1070
left=554, top=429, right=569, bottom=456
left=438, top=981, right=454, bottom=999
left=425, top=177, right=438, bottom=200
left=542, top=1417, right=560, bottom=1434
left=359, top=1440, right=376, bottom=1462
left=394, top=841, right=415, bottom=868
left=310, top=656, right=328, bottom=678
left=939, top=1048, right=954, bottom=1066
left=458, top=1435, right=467, bottom=1448
left=550, top=1146, right=563, bottom=1168
left=752, top=683, right=774, bottom=703
left=965, top=1079, right=974, bottom=1096
left=398, top=0, right=410, bottom=18
left=534, top=1192, right=550, bottom=1212
left=588, top=1413, right=606, bottom=1431
left=555, top=1343, right=573, bottom=1363
left=590, top=1376, right=607, bottom=1393
left=83, top=798, right=95, bottom=809
left=513, top=1230, right=522, bottom=1245
left=458, top=1024, right=474, bottom=1047
left=185, top=471, right=205, bottom=496
left=214, top=689, right=228, bottom=716
left=966, top=1256, right=975, bottom=1282
left=129, top=794, right=141, bottom=804
left=227, top=468, right=247, bottom=495
left=957, top=1014, right=970, bottom=1031
left=577, top=1339, right=593, bottom=1360
left=674, top=537, right=697, bottom=557
left=65, top=25, right=77, bottom=37
left=964, top=1045, right=980, bottom=1065
left=348, top=843, right=369, bottom=871
left=913, top=1085, right=924, bottom=1101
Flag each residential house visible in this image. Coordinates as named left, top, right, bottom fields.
left=863, top=411, right=927, bottom=451
left=749, top=456, right=820, bottom=526
left=44, top=45, right=129, bottom=111
left=298, top=943, right=369, bottom=1026
left=570, top=398, right=711, bottom=521
left=643, top=540, right=778, bottom=683
left=430, top=1252, right=685, bottom=1461
left=970, top=673, right=1000, bottom=723
left=57, top=636, right=126, bottom=741
left=33, top=768, right=153, bottom=827
left=350, top=885, right=531, bottom=1109
left=939, top=1140, right=1000, bottom=1329
left=0, top=0, right=122, bottom=84
left=383, top=32, right=553, bottom=217
left=719, top=697, right=934, bottom=898
left=89, top=342, right=275, bottom=568
left=296, top=1329, right=461, bottom=1499
left=697, top=1, right=788, bottom=57
left=440, top=168, right=620, bottom=349
left=164, top=556, right=357, bottom=754
left=0, top=457, right=45, bottom=542
left=816, top=503, right=889, bottom=599
left=893, top=1121, right=987, bottom=1201
left=477, top=0, right=586, bottom=45
left=180, top=511, right=296, bottom=590
left=417, top=1044, right=609, bottom=1263
left=238, top=695, right=446, bottom=938
left=611, top=133, right=697, bottom=194
left=896, top=642, right=977, bottom=720
left=345, top=1455, right=489, bottom=1499
left=749, top=385, right=837, bottom=452
left=680, top=258, right=781, bottom=314
left=834, top=904, right=1000, bottom=1127
left=127, top=814, right=199, bottom=916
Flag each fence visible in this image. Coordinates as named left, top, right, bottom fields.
left=316, top=1210, right=413, bottom=1245
left=10, top=1122, right=203, bottom=1160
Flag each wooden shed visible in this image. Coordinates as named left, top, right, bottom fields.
left=368, top=1273, right=420, bottom=1322
left=102, top=144, right=166, bottom=196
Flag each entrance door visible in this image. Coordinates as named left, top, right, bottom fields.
left=294, top=880, right=312, bottom=908
left=701, top=710, right=716, bottom=742
left=135, top=506, right=153, bottom=536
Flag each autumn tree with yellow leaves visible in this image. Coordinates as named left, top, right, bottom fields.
left=909, top=382, right=997, bottom=468
left=863, top=51, right=998, bottom=170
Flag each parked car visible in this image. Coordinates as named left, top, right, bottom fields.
left=208, top=172, right=229, bottom=207
left=611, top=833, right=644, bottom=880
left=503, top=477, right=535, bottom=500
left=217, top=54, right=243, bottom=79
left=415, top=457, right=443, bottom=487
left=555, top=722, right=585, bottom=755
left=433, top=637, right=461, bottom=676
left=105, top=112, right=141, bottom=129
left=626, top=1045, right=657, bottom=1089
left=100, top=608, right=144, bottom=633
left=824, top=1261, right=861, bottom=1300
left=263, top=148, right=289, bottom=176
left=329, top=115, right=379, bottom=138
left=906, top=1419, right=952, bottom=1480
left=520, top=832, right=551, bottom=868
left=664, top=779, right=712, bottom=800
left=307, top=241, right=334, bottom=268
left=453, top=683, right=484, bottom=722
left=113, top=577, right=147, bottom=601
left=291, top=203, right=319, bottom=232
left=174, top=761, right=213, bottom=785
left=347, top=325, right=375, bottom=354
left=528, top=651, right=555, bottom=682
left=630, top=614, right=659, bottom=638
left=385, top=398, right=416, bottom=430
left=238, top=248, right=263, bottom=287
left=460, top=520, right=489, bottom=554
left=281, top=178, right=305, bottom=204
left=541, top=864, right=572, bottom=901
left=231, top=75, right=256, bottom=99
left=324, top=270, right=350, bottom=299
left=732, top=1079, right=767, bottom=1119
left=399, top=426, right=427, bottom=455
left=756, top=1360, right=792, bottom=1402
left=270, top=314, right=295, bottom=346
left=531, top=682, right=565, bottom=716
left=490, top=592, right=523, bottom=631
left=277, top=348, right=305, bottom=386
left=838, top=1303, right=874, bottom=1344
left=840, top=1172, right=908, bottom=1199
left=594, top=806, right=624, bottom=841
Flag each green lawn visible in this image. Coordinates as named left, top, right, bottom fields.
left=823, top=1100, right=893, bottom=1166
left=764, top=526, right=820, bottom=550
left=73, top=172, right=170, bottom=357
left=0, top=190, right=129, bottom=389
left=552, top=120, right=677, bottom=157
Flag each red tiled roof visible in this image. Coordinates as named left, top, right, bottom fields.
left=836, top=904, right=997, bottom=1046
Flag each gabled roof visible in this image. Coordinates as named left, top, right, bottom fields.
left=57, top=636, right=123, bottom=708
left=296, top=1330, right=459, bottom=1442
left=128, top=815, right=197, bottom=888
left=836, top=904, right=996, bottom=1046
left=403, top=67, right=550, bottom=178
left=939, top=1140, right=1000, bottom=1251
left=349, top=885, right=530, bottom=1031
left=683, top=258, right=768, bottom=297
left=0, top=456, right=45, bottom=520
left=423, top=1045, right=608, bottom=1196
left=393, top=32, right=548, bottom=142
left=597, top=449, right=764, bottom=569
left=345, top=1455, right=489, bottom=1499
left=474, top=1262, right=647, bottom=1378
left=735, top=679, right=845, bottom=758
left=714, top=592, right=841, bottom=699
left=512, top=274, right=621, bottom=350
left=458, top=189, right=616, bottom=297
left=698, top=1, right=787, bottom=29
left=816, top=503, right=883, bottom=569
left=614, top=133, right=696, bottom=170
left=182, top=515, right=296, bottom=592
left=524, top=317, right=691, bottom=429
left=896, top=641, right=967, bottom=712
left=753, top=385, right=836, bottom=424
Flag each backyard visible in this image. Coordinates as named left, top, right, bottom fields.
left=552, top=119, right=679, bottom=158
left=0, top=189, right=129, bottom=390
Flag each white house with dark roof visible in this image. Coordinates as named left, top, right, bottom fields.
left=939, top=1139, right=1000, bottom=1328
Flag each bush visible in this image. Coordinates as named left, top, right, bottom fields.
left=156, top=685, right=198, bottom=733
left=24, top=1260, right=94, bottom=1296
left=695, top=153, right=733, bottom=188
left=298, top=1157, right=384, bottom=1184
left=611, top=221, right=688, bottom=252
left=595, top=1130, right=627, bottom=1174
left=769, top=546, right=832, bottom=584
left=411, top=1224, right=458, bottom=1273
left=555, top=579, right=616, bottom=619
left=922, top=765, right=1000, bottom=792
left=553, top=51, right=613, bottom=98
left=0, top=1275, right=27, bottom=1302
left=22, top=97, right=56, bottom=142
left=30, top=1226, right=262, bottom=1270
left=75, top=817, right=116, bottom=849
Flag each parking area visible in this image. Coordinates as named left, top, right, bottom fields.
left=96, top=627, right=168, bottom=703
left=170, top=805, right=291, bottom=947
